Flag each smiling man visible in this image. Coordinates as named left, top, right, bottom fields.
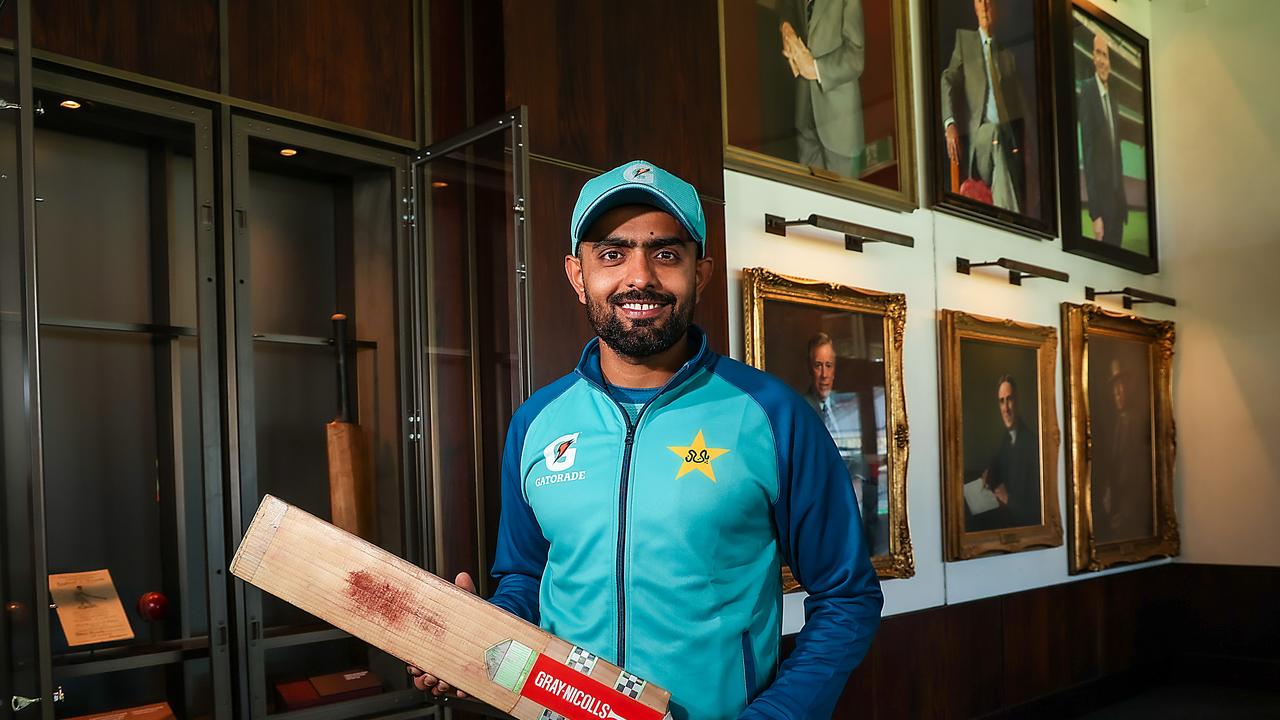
left=410, top=160, right=882, bottom=719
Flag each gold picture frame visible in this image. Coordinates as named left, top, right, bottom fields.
left=940, top=310, right=1063, bottom=560
left=719, top=0, right=918, bottom=211
left=742, top=268, right=913, bottom=584
left=1062, top=303, right=1178, bottom=573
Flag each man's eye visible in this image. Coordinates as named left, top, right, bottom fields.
left=600, top=250, right=622, bottom=261
left=655, top=250, right=678, bottom=261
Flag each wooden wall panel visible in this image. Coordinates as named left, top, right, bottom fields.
left=428, top=0, right=467, bottom=143
left=504, top=0, right=725, bottom=201
left=787, top=564, right=1279, bottom=718
left=8, top=0, right=220, bottom=91
left=228, top=0, right=415, bottom=139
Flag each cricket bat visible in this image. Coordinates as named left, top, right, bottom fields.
left=231, top=495, right=670, bottom=720
left=326, top=313, right=374, bottom=539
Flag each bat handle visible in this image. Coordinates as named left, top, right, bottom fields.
left=332, top=313, right=353, bottom=423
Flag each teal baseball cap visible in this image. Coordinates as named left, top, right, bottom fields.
left=570, top=160, right=706, bottom=255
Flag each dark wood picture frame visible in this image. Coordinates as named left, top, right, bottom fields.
left=1054, top=0, right=1159, bottom=273
left=924, top=0, right=1059, bottom=239
left=1062, top=303, right=1178, bottom=573
left=939, top=310, right=1063, bottom=560
left=719, top=0, right=918, bottom=211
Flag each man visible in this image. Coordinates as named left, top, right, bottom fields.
left=778, top=0, right=866, bottom=177
left=977, top=374, right=1040, bottom=529
left=410, top=161, right=882, bottom=719
left=1079, top=31, right=1128, bottom=246
left=940, top=0, right=1029, bottom=213
left=802, top=333, right=875, bottom=548
left=1093, top=358, right=1152, bottom=542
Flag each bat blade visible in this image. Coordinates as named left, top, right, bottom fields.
left=326, top=419, right=373, bottom=539
left=231, top=496, right=670, bottom=720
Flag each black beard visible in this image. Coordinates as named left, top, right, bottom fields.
left=586, top=289, right=693, bottom=360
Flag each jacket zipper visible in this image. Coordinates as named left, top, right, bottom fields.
left=615, top=413, right=638, bottom=666
left=606, top=391, right=661, bottom=667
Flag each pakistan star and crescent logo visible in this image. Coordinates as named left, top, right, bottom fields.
left=666, top=430, right=730, bottom=482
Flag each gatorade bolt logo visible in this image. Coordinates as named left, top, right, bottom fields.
left=543, top=433, right=580, bottom=471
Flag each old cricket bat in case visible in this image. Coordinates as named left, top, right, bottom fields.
left=230, top=495, right=670, bottom=720
left=326, top=313, right=374, bottom=539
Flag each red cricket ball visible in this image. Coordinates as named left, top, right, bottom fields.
left=137, top=591, right=168, bottom=622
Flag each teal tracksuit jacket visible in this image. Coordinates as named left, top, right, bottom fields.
left=490, top=327, right=882, bottom=719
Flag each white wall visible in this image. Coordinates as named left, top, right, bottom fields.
left=1151, top=0, right=1280, bottom=566
left=719, top=0, right=1229, bottom=626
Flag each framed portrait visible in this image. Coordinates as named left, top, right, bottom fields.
left=924, top=0, right=1058, bottom=238
left=742, top=268, right=913, bottom=584
left=1054, top=1, right=1158, bottom=273
left=939, top=310, right=1062, bottom=559
left=719, top=0, right=917, bottom=210
left=1062, top=303, right=1177, bottom=573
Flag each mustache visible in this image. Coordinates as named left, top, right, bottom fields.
left=609, top=290, right=676, bottom=306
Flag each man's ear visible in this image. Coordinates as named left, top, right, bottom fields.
left=694, top=254, right=715, bottom=303
left=564, top=253, right=587, bottom=305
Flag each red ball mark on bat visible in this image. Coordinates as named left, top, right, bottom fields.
left=345, top=570, right=413, bottom=628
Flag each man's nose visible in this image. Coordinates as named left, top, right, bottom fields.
left=624, top=254, right=658, bottom=288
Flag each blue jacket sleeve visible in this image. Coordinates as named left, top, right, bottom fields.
left=487, top=403, right=549, bottom=624
left=741, top=390, right=884, bottom=719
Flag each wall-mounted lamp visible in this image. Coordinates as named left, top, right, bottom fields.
left=956, top=257, right=1069, bottom=286
left=764, top=213, right=914, bottom=253
left=1085, top=286, right=1176, bottom=309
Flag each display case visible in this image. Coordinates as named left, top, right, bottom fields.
left=1, top=68, right=231, bottom=718
left=228, top=117, right=422, bottom=718
left=1, top=33, right=530, bottom=719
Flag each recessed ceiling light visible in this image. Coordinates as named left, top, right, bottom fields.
left=431, top=181, right=449, bottom=188
left=59, top=100, right=81, bottom=110
left=279, top=148, right=298, bottom=157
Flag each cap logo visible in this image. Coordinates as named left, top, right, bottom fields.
left=622, top=164, right=655, bottom=184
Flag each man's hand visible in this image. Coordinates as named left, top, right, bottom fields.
left=945, top=123, right=960, bottom=165
left=1092, top=216, right=1105, bottom=239
left=993, top=485, right=1009, bottom=506
left=786, top=35, right=819, bottom=80
left=780, top=22, right=801, bottom=77
left=406, top=572, right=476, bottom=698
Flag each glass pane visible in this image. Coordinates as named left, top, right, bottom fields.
left=40, top=328, right=209, bottom=649
left=419, top=127, right=522, bottom=588
left=33, top=89, right=200, bottom=329
left=53, top=658, right=213, bottom=719
left=29, top=84, right=214, bottom=716
left=237, top=130, right=406, bottom=715
left=242, top=134, right=404, bottom=558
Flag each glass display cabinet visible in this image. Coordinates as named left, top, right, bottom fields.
left=1, top=16, right=530, bottom=715
left=4, top=68, right=229, bottom=718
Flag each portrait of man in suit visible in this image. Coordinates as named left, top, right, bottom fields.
left=1091, top=355, right=1154, bottom=544
left=974, top=374, right=1041, bottom=530
left=802, top=332, right=878, bottom=548
left=1078, top=30, right=1129, bottom=246
left=940, top=0, right=1030, bottom=213
left=778, top=0, right=867, bottom=177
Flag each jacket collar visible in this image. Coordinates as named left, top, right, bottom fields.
left=574, top=325, right=713, bottom=397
